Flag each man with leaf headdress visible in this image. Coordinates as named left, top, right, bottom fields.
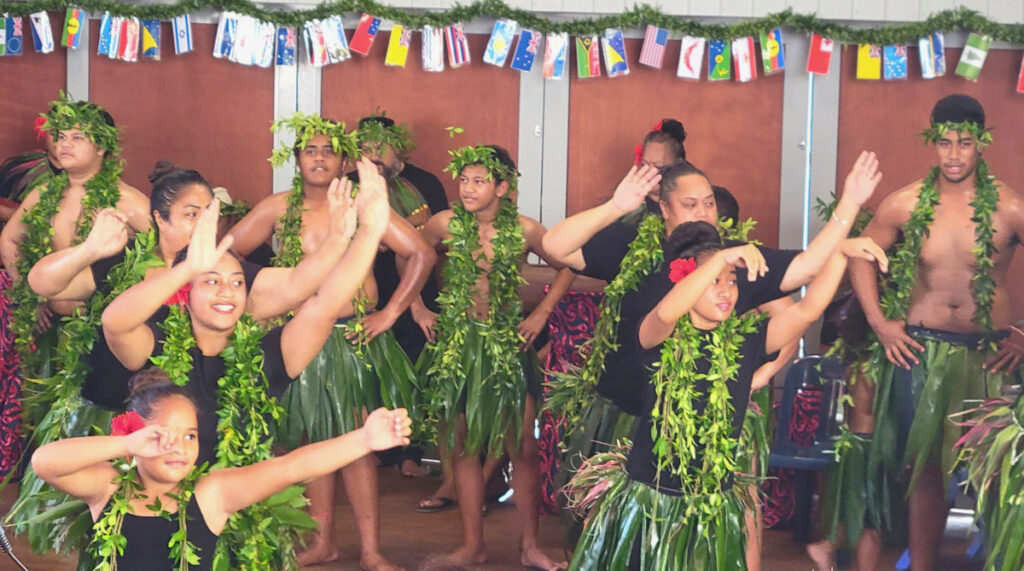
left=847, top=94, right=1024, bottom=571
left=227, top=112, right=434, bottom=570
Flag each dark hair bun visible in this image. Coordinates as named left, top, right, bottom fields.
left=127, top=367, right=196, bottom=419
left=660, top=119, right=687, bottom=145
left=148, top=160, right=179, bottom=184
left=663, top=221, right=720, bottom=259
left=128, top=367, right=174, bottom=397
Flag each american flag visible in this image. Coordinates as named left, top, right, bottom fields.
left=445, top=23, right=470, bottom=67
left=639, top=25, right=668, bottom=68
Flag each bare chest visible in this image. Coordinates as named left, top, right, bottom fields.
left=917, top=200, right=1015, bottom=270
left=50, top=190, right=87, bottom=250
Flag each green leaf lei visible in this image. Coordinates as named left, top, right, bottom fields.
left=650, top=312, right=765, bottom=513
left=89, top=459, right=203, bottom=571
left=151, top=307, right=312, bottom=570
left=426, top=196, right=525, bottom=457
left=10, top=92, right=123, bottom=373
left=356, top=111, right=416, bottom=157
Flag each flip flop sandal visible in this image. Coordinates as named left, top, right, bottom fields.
left=415, top=496, right=457, bottom=513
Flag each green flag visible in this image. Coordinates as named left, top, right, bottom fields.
left=955, top=33, right=991, bottom=81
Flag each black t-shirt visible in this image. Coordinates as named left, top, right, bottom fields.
left=594, top=241, right=799, bottom=415
left=116, top=495, right=218, bottom=571
left=625, top=320, right=775, bottom=494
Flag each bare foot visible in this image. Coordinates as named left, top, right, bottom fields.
left=360, top=551, right=404, bottom=571
left=425, top=545, right=487, bottom=568
left=806, top=539, right=834, bottom=571
left=401, top=459, right=429, bottom=477
left=521, top=546, right=567, bottom=571
left=296, top=533, right=339, bottom=567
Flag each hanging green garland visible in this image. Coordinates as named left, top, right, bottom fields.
left=650, top=311, right=765, bottom=513
left=1, top=4, right=1022, bottom=46
left=151, top=307, right=314, bottom=571
left=425, top=189, right=525, bottom=457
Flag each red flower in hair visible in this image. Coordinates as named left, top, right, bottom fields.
left=669, top=257, right=697, bottom=283
left=651, top=120, right=663, bottom=133
left=111, top=411, right=146, bottom=436
left=33, top=116, right=48, bottom=141
left=164, top=283, right=192, bottom=307
left=633, top=144, right=644, bottom=166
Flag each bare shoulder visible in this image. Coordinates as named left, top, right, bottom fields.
left=250, top=191, right=290, bottom=218
left=874, top=181, right=923, bottom=224
left=116, top=181, right=148, bottom=205
left=517, top=214, right=545, bottom=236
left=994, top=179, right=1024, bottom=209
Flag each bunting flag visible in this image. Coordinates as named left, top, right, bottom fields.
left=422, top=25, right=444, bottom=72
left=384, top=24, right=411, bottom=67
left=1017, top=53, right=1024, bottom=94
left=0, top=20, right=5, bottom=56
left=141, top=19, right=160, bottom=60
left=213, top=12, right=236, bottom=59
left=575, top=35, right=600, bottom=79
left=732, top=36, right=756, bottom=82
left=639, top=24, right=668, bottom=69
left=445, top=23, right=470, bottom=67
left=918, top=31, right=945, bottom=79
left=229, top=15, right=255, bottom=65
left=275, top=25, right=296, bottom=66
left=323, top=15, right=350, bottom=64
left=856, top=44, right=882, bottom=79
left=255, top=20, right=275, bottom=67
left=806, top=33, right=833, bottom=74
left=510, top=28, right=541, bottom=72
left=97, top=12, right=113, bottom=56
left=883, top=45, right=907, bottom=80
left=543, top=32, right=567, bottom=79
left=759, top=27, right=784, bottom=74
left=119, top=17, right=139, bottom=62
left=955, top=32, right=991, bottom=81
left=349, top=13, right=380, bottom=56
left=601, top=28, right=629, bottom=77
left=676, top=36, right=705, bottom=80
left=172, top=14, right=192, bottom=55
left=29, top=12, right=54, bottom=54
left=5, top=16, right=23, bottom=56
left=61, top=8, right=85, bottom=49
left=303, top=20, right=327, bottom=66
left=106, top=16, right=121, bottom=58
left=483, top=18, right=517, bottom=66
left=707, top=39, right=730, bottom=81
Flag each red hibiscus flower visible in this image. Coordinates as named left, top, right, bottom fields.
left=633, top=144, right=644, bottom=166
left=33, top=116, right=48, bottom=141
left=111, top=410, right=146, bottom=436
left=164, top=283, right=192, bottom=307
left=669, top=257, right=697, bottom=283
left=651, top=120, right=663, bottom=133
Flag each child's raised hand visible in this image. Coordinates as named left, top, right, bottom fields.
left=124, top=425, right=183, bottom=458
left=362, top=408, right=412, bottom=451
left=185, top=199, right=234, bottom=275
left=718, top=244, right=768, bottom=282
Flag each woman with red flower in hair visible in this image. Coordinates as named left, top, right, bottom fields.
left=32, top=367, right=411, bottom=571
left=565, top=222, right=887, bottom=570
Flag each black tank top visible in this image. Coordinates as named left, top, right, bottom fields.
left=116, top=495, right=219, bottom=570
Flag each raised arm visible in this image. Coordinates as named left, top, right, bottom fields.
left=0, top=188, right=40, bottom=279
left=768, top=238, right=887, bottom=354
left=102, top=201, right=233, bottom=370
left=541, top=165, right=661, bottom=271
left=27, top=208, right=129, bottom=300
left=779, top=151, right=882, bottom=292
left=750, top=296, right=798, bottom=391
left=849, top=187, right=922, bottom=369
left=360, top=210, right=437, bottom=341
left=278, top=158, right=389, bottom=377
left=195, top=407, right=411, bottom=534
left=245, top=179, right=355, bottom=321
left=225, top=194, right=283, bottom=257
left=639, top=245, right=767, bottom=349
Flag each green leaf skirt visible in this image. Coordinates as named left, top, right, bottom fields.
left=275, top=326, right=421, bottom=449
left=568, top=452, right=749, bottom=571
left=557, top=394, right=637, bottom=483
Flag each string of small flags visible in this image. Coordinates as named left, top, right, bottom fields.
left=1, top=9, right=1023, bottom=93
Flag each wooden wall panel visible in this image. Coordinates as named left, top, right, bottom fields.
left=836, top=46, right=1024, bottom=318
left=321, top=33, right=519, bottom=202
left=0, top=12, right=66, bottom=166
left=88, top=21, right=274, bottom=204
left=566, top=38, right=785, bottom=246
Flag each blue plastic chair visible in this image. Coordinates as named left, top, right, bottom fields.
left=769, top=355, right=846, bottom=544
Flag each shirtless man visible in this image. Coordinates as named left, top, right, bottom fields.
left=227, top=116, right=435, bottom=571
left=849, top=94, right=1024, bottom=570
left=418, top=144, right=571, bottom=570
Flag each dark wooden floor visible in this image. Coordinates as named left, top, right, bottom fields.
left=2, top=467, right=981, bottom=570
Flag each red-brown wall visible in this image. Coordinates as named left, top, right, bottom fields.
left=567, top=38, right=785, bottom=246
left=0, top=12, right=66, bottom=165
left=88, top=20, right=274, bottom=205
left=321, top=32, right=520, bottom=202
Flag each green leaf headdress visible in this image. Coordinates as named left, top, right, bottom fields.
left=357, top=111, right=416, bottom=158
left=443, top=144, right=520, bottom=194
left=919, top=94, right=992, bottom=149
left=41, top=90, right=120, bottom=157
left=919, top=120, right=993, bottom=149
left=269, top=111, right=359, bottom=167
